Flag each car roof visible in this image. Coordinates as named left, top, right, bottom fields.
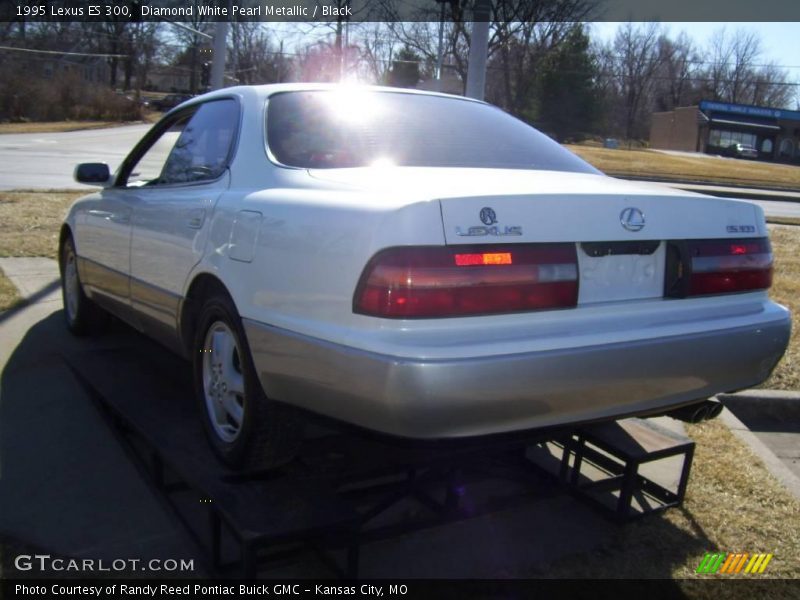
left=189, top=83, right=485, bottom=107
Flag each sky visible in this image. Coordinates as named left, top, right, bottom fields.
left=591, top=22, right=800, bottom=78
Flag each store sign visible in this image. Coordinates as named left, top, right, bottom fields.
left=700, top=100, right=800, bottom=122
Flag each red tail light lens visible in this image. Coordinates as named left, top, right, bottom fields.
left=688, top=238, right=773, bottom=296
left=354, top=244, right=578, bottom=318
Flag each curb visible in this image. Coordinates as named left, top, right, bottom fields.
left=714, top=394, right=800, bottom=501
left=718, top=389, right=800, bottom=403
left=614, top=175, right=800, bottom=203
left=717, top=390, right=800, bottom=419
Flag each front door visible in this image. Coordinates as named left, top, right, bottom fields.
left=116, top=99, right=240, bottom=349
left=75, top=187, right=133, bottom=315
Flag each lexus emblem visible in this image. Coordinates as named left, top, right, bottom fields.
left=620, top=207, right=645, bottom=232
left=480, top=207, right=498, bottom=226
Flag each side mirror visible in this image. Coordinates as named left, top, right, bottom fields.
left=74, top=163, right=112, bottom=186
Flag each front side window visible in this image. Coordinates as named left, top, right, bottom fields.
left=124, top=99, right=239, bottom=187
left=266, top=90, right=599, bottom=174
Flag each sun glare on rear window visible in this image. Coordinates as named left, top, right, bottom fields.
left=320, top=86, right=384, bottom=123
left=266, top=90, right=601, bottom=173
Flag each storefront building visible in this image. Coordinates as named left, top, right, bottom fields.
left=650, top=100, right=800, bottom=163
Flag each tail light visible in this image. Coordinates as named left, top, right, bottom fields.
left=354, top=244, right=578, bottom=318
left=686, top=238, right=773, bottom=296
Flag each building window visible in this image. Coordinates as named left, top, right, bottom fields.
left=779, top=138, right=794, bottom=158
left=712, top=129, right=758, bottom=148
left=762, top=139, right=773, bottom=154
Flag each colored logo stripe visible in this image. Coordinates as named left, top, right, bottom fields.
left=697, top=553, right=774, bottom=575
left=697, top=553, right=725, bottom=573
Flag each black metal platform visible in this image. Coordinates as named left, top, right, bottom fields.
left=63, top=340, right=696, bottom=578
left=63, top=345, right=576, bottom=578
left=558, top=418, right=695, bottom=521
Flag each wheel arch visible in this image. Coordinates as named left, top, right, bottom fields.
left=58, top=224, right=73, bottom=273
left=180, top=271, right=237, bottom=355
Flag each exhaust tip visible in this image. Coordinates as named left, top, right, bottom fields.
left=706, top=400, right=724, bottom=420
left=690, top=405, right=710, bottom=423
left=667, top=399, right=724, bottom=423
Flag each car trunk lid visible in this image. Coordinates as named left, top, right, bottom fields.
left=310, top=167, right=765, bottom=307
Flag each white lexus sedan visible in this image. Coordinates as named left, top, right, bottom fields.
left=60, top=84, right=791, bottom=469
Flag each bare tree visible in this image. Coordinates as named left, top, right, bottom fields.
left=701, top=27, right=794, bottom=107
left=652, top=31, right=700, bottom=112
left=386, top=0, right=595, bottom=110
left=728, top=29, right=761, bottom=103
left=168, top=1, right=215, bottom=93
left=357, top=23, right=399, bottom=84
left=751, top=62, right=795, bottom=107
left=228, top=23, right=287, bottom=84
left=487, top=1, right=596, bottom=115
left=610, top=22, right=665, bottom=141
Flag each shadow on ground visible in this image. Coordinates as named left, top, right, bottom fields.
left=0, top=305, right=716, bottom=583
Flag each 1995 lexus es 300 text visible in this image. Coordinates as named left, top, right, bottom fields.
left=59, top=84, right=791, bottom=469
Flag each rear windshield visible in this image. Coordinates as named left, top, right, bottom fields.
left=266, top=90, right=599, bottom=173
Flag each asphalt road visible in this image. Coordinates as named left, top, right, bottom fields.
left=0, top=124, right=149, bottom=190
left=0, top=125, right=798, bottom=219
left=746, top=198, right=800, bottom=219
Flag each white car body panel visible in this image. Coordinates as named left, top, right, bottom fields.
left=63, top=83, right=791, bottom=440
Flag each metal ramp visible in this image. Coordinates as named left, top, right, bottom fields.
left=64, top=343, right=695, bottom=578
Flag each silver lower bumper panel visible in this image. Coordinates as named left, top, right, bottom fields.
left=243, top=313, right=791, bottom=438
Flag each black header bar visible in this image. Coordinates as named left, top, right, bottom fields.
left=1, top=0, right=800, bottom=23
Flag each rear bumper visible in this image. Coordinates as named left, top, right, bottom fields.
left=243, top=306, right=791, bottom=438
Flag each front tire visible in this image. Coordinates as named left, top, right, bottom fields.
left=192, top=293, right=302, bottom=470
left=60, top=236, right=105, bottom=335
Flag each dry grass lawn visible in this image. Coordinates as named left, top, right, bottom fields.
left=539, top=420, right=800, bottom=591
left=762, top=226, right=800, bottom=391
left=0, top=112, right=161, bottom=134
left=0, top=190, right=82, bottom=260
left=0, top=120, right=132, bottom=134
left=569, top=145, right=800, bottom=191
left=0, top=266, right=21, bottom=311
left=0, top=190, right=81, bottom=311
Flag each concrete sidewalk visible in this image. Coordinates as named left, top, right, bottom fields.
left=717, top=391, right=800, bottom=499
left=0, top=258, right=202, bottom=573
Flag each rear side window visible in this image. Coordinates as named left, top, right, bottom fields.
left=266, top=90, right=599, bottom=174
left=160, top=99, right=239, bottom=184
left=125, top=98, right=239, bottom=187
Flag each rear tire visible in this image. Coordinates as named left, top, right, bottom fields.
left=60, top=236, right=105, bottom=335
left=192, top=292, right=303, bottom=470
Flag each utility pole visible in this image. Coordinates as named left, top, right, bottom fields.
left=434, top=0, right=447, bottom=91
left=465, top=0, right=491, bottom=100
left=210, top=19, right=228, bottom=90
